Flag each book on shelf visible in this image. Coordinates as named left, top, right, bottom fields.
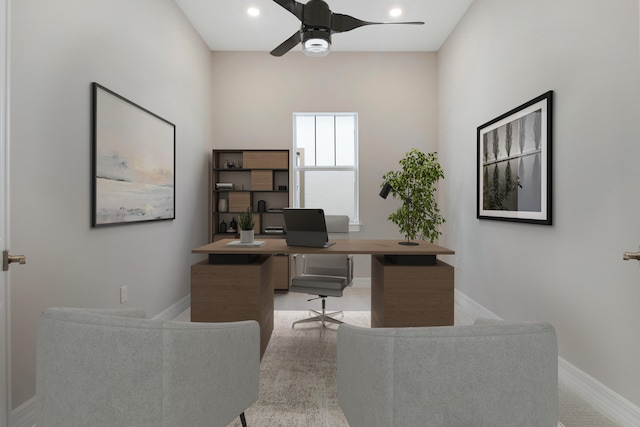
left=215, top=183, right=234, bottom=190
left=264, top=226, right=285, bottom=234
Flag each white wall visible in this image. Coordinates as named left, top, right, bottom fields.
left=9, top=0, right=213, bottom=408
left=439, top=0, right=640, bottom=408
left=210, top=52, right=439, bottom=276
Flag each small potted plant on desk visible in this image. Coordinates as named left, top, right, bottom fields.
left=239, top=207, right=255, bottom=243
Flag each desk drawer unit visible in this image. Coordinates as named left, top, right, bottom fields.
left=191, top=255, right=274, bottom=359
left=272, top=254, right=290, bottom=291
left=371, top=255, right=454, bottom=328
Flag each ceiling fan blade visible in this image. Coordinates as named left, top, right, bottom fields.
left=383, top=21, right=425, bottom=25
left=270, top=31, right=302, bottom=57
left=331, top=13, right=424, bottom=33
left=272, top=0, right=304, bottom=21
left=331, top=14, right=371, bottom=33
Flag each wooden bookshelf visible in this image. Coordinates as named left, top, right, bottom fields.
left=209, top=149, right=291, bottom=290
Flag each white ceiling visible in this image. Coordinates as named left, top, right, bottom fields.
left=174, top=0, right=475, bottom=53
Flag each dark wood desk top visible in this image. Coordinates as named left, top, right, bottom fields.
left=193, top=239, right=454, bottom=256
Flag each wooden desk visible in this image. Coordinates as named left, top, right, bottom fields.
left=191, top=239, right=455, bottom=358
left=192, top=239, right=454, bottom=257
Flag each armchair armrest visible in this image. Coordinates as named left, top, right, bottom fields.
left=162, top=320, right=260, bottom=426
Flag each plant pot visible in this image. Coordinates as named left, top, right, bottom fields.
left=240, top=230, right=254, bottom=243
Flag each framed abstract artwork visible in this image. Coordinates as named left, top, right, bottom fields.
left=91, top=83, right=176, bottom=227
left=477, top=91, right=553, bottom=224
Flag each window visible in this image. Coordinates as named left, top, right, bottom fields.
left=293, top=113, right=359, bottom=225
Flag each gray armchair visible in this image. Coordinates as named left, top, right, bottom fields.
left=290, top=215, right=353, bottom=330
left=337, top=319, right=558, bottom=427
left=36, top=307, right=260, bottom=427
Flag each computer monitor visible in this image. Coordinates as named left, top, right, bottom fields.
left=283, top=208, right=335, bottom=248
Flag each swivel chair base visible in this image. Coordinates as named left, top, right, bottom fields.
left=292, top=296, right=343, bottom=331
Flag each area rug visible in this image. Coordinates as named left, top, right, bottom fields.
left=223, top=310, right=568, bottom=427
left=226, top=310, right=369, bottom=427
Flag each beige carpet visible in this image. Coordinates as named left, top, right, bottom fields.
left=219, top=311, right=576, bottom=427
left=175, top=306, right=621, bottom=426
left=226, top=310, right=370, bottom=427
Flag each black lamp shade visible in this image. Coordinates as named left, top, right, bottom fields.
left=379, top=182, right=393, bottom=199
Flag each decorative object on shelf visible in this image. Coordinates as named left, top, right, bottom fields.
left=216, top=182, right=233, bottom=190
left=239, top=208, right=255, bottom=243
left=218, top=198, right=228, bottom=212
left=257, top=200, right=266, bottom=212
left=229, top=217, right=237, bottom=232
left=278, top=185, right=287, bottom=191
left=380, top=149, right=445, bottom=245
left=219, top=220, right=227, bottom=233
left=477, top=91, right=553, bottom=225
left=91, top=83, right=175, bottom=227
left=226, top=160, right=236, bottom=169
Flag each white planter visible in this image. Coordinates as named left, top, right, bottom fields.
left=240, top=230, right=254, bottom=243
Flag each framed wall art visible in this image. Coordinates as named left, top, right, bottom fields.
left=477, top=91, right=553, bottom=224
left=91, top=82, right=176, bottom=227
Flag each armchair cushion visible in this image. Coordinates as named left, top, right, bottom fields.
left=37, top=307, right=259, bottom=427
left=337, top=320, right=558, bottom=427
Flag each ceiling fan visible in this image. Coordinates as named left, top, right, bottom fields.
left=270, top=0, right=424, bottom=57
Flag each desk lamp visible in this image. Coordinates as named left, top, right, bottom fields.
left=379, top=182, right=419, bottom=246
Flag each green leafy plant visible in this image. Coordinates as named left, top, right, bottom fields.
left=239, top=207, right=255, bottom=230
left=381, top=149, right=445, bottom=243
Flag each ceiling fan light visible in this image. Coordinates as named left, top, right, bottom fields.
left=303, top=38, right=330, bottom=57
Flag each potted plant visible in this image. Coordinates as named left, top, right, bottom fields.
left=239, top=207, right=255, bottom=243
left=380, top=148, right=445, bottom=244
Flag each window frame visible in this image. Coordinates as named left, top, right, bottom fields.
left=292, top=112, right=360, bottom=227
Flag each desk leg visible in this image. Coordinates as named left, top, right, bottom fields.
left=190, top=255, right=274, bottom=359
left=371, top=255, right=454, bottom=328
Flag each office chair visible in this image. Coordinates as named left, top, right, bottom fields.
left=290, top=215, right=353, bottom=331
left=36, top=308, right=260, bottom=427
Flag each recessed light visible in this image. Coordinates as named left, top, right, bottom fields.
left=389, top=8, right=402, bottom=18
left=247, top=7, right=260, bottom=17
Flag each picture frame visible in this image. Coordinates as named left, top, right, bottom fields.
left=91, top=83, right=176, bottom=227
left=477, top=91, right=553, bottom=224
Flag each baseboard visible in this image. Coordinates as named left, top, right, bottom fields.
left=350, top=277, right=370, bottom=288
left=454, top=289, right=640, bottom=427
left=10, top=396, right=36, bottom=427
left=153, top=294, right=191, bottom=320
left=454, top=289, right=502, bottom=320
left=558, top=358, right=640, bottom=427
